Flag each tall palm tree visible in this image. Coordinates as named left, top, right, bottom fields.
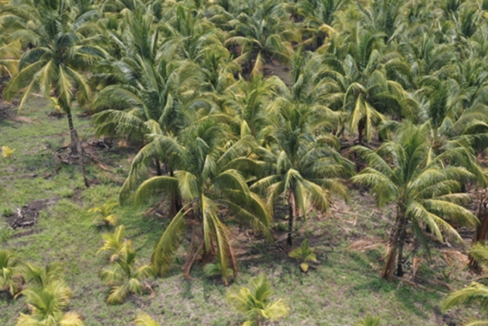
left=251, top=100, right=353, bottom=245
left=224, top=0, right=299, bottom=76
left=320, top=30, right=413, bottom=143
left=124, top=120, right=271, bottom=283
left=352, top=122, right=478, bottom=280
left=2, top=0, right=106, bottom=157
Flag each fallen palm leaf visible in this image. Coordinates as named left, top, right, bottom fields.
left=346, top=238, right=384, bottom=252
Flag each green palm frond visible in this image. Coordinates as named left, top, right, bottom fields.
left=97, top=225, right=126, bottom=261
left=151, top=206, right=189, bottom=276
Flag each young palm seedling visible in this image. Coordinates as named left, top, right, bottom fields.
left=288, top=239, right=318, bottom=272
left=355, top=314, right=381, bottom=326
left=97, top=225, right=126, bottom=262
left=100, top=240, right=154, bottom=305
left=135, top=313, right=160, bottom=326
left=15, top=262, right=84, bottom=326
left=227, top=274, right=289, bottom=326
left=88, top=200, right=118, bottom=227
left=0, top=249, right=24, bottom=297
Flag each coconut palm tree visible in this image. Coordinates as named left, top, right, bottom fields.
left=320, top=30, right=413, bottom=143
left=224, top=0, right=299, bottom=75
left=352, top=122, right=478, bottom=280
left=124, top=119, right=271, bottom=283
left=250, top=100, right=353, bottom=245
left=226, top=274, right=289, bottom=326
left=0, top=37, right=19, bottom=81
left=2, top=0, right=106, bottom=158
left=99, top=240, right=154, bottom=305
left=0, top=249, right=24, bottom=297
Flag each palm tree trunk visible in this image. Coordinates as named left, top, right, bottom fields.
left=65, top=105, right=89, bottom=187
left=155, top=159, right=162, bottom=176
left=358, top=119, right=365, bottom=145
left=287, top=191, right=296, bottom=246
left=66, top=108, right=81, bottom=158
left=396, top=220, right=408, bottom=277
left=381, top=203, right=406, bottom=280
left=168, top=168, right=182, bottom=218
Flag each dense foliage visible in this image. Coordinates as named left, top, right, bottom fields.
left=2, top=0, right=488, bottom=324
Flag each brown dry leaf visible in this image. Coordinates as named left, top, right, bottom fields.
left=13, top=116, right=36, bottom=123
left=440, top=249, right=468, bottom=266
left=346, top=238, right=384, bottom=252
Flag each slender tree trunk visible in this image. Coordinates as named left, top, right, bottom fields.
left=168, top=168, right=182, bottom=218
left=396, top=219, right=408, bottom=277
left=381, top=203, right=406, bottom=280
left=358, top=119, right=365, bottom=145
left=66, top=108, right=81, bottom=158
left=66, top=105, right=89, bottom=187
left=287, top=191, right=296, bottom=246
left=155, top=159, right=162, bottom=176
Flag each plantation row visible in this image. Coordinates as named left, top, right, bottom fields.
left=2, top=0, right=488, bottom=324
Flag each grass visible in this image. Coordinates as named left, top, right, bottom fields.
left=0, top=97, right=480, bottom=325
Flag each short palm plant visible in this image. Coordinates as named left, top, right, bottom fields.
left=443, top=243, right=488, bottom=326
left=99, top=240, right=154, bottom=305
left=135, top=313, right=160, bottom=326
left=88, top=200, right=118, bottom=227
left=16, top=280, right=84, bottom=326
left=355, top=314, right=381, bottom=326
left=288, top=239, right=318, bottom=272
left=0, top=249, right=24, bottom=297
left=97, top=225, right=126, bottom=262
left=227, top=274, right=289, bottom=326
left=15, top=261, right=83, bottom=326
left=23, top=262, right=65, bottom=289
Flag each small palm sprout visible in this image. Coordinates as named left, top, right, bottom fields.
left=288, top=239, right=318, bottom=272
left=355, top=314, right=381, bottom=326
left=0, top=249, right=24, bottom=297
left=226, top=274, right=289, bottom=326
left=97, top=225, right=126, bottom=262
left=203, top=262, right=234, bottom=280
left=100, top=240, right=154, bottom=305
left=135, top=313, right=160, bottom=326
left=88, top=200, right=119, bottom=227
left=2, top=145, right=15, bottom=158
